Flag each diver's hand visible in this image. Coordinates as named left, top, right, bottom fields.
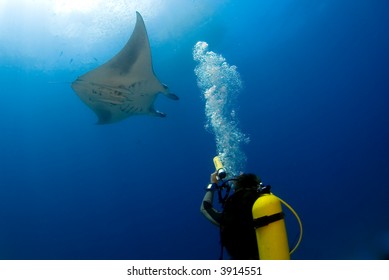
left=210, top=172, right=218, bottom=183
left=205, top=172, right=219, bottom=191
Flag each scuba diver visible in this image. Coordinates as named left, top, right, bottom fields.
left=200, top=156, right=303, bottom=260
left=200, top=172, right=263, bottom=259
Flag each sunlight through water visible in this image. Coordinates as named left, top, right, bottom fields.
left=0, top=0, right=227, bottom=70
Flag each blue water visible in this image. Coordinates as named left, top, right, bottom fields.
left=1, top=0, right=389, bottom=260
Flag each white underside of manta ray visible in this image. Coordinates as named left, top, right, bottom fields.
left=71, top=11, right=179, bottom=124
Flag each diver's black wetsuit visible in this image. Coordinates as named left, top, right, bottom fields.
left=200, top=190, right=222, bottom=226
left=200, top=186, right=260, bottom=260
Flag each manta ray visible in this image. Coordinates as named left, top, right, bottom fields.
left=71, top=11, right=178, bottom=124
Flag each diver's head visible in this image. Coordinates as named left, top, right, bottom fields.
left=233, top=173, right=261, bottom=191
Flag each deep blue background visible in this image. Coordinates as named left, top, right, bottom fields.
left=0, top=0, right=388, bottom=259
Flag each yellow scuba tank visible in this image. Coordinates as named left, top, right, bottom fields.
left=252, top=189, right=290, bottom=260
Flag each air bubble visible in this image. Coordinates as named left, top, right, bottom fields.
left=193, top=41, right=249, bottom=177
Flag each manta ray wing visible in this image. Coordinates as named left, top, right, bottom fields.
left=71, top=11, right=178, bottom=124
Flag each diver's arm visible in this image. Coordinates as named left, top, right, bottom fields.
left=200, top=189, right=222, bottom=226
